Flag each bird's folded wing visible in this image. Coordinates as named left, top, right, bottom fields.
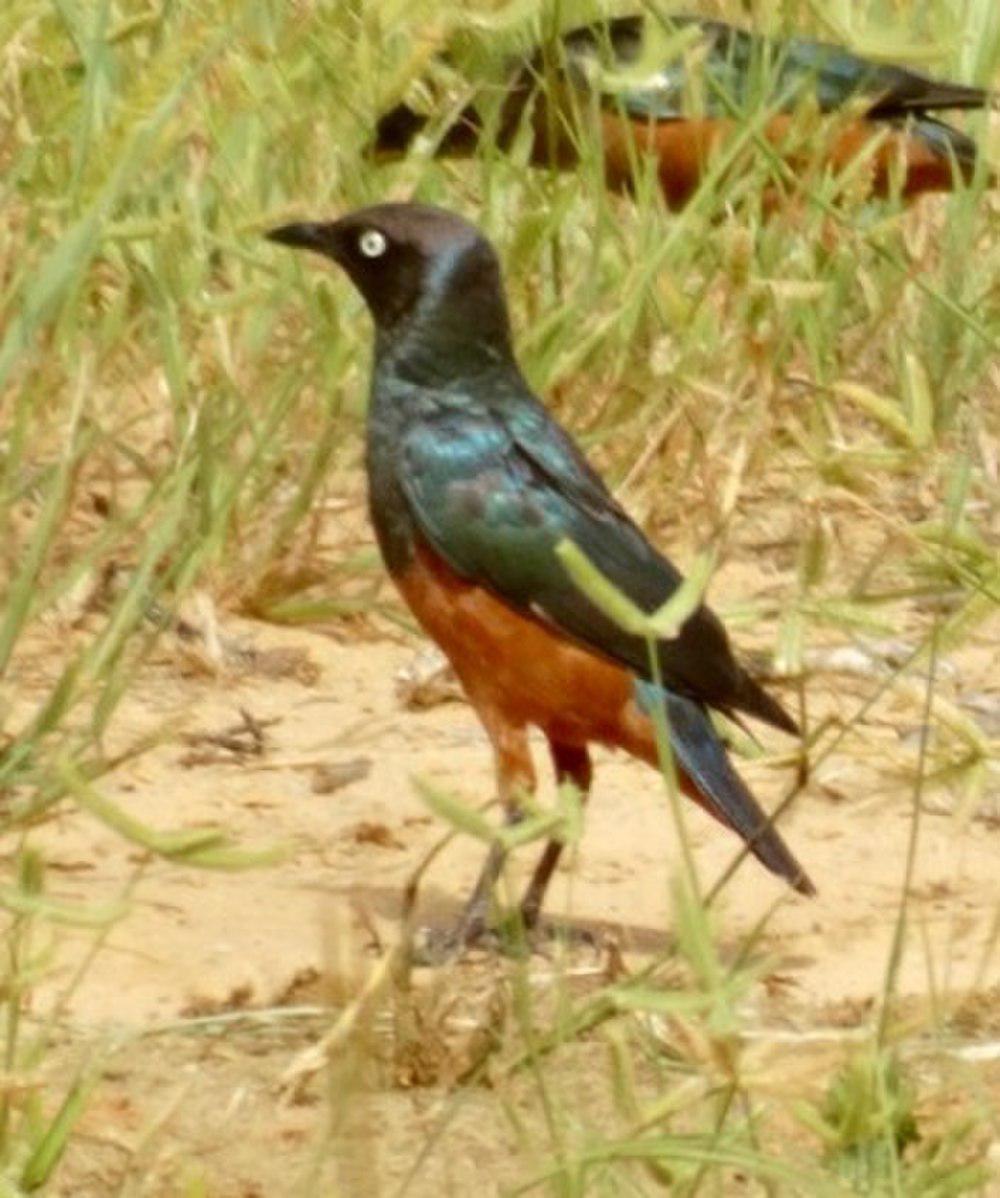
left=563, top=16, right=989, bottom=123
left=399, top=408, right=794, bottom=733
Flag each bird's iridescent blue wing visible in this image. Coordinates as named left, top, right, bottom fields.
left=398, top=407, right=795, bottom=733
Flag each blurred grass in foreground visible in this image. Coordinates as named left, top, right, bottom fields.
left=2, top=0, right=1000, bottom=1190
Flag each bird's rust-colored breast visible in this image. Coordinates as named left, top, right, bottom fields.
left=393, top=538, right=657, bottom=757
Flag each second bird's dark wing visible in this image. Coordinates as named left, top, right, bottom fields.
left=557, top=15, right=990, bottom=122
left=399, top=403, right=795, bottom=734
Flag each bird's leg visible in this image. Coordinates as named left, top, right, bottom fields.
left=519, top=741, right=592, bottom=930
left=446, top=716, right=536, bottom=950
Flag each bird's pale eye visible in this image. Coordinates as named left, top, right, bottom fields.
left=358, top=229, right=388, bottom=259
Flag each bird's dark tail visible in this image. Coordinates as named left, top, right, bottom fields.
left=634, top=681, right=815, bottom=896
left=870, top=78, right=994, bottom=117
left=733, top=669, right=800, bottom=737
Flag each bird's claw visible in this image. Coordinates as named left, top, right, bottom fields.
left=409, top=912, right=601, bottom=966
left=409, top=918, right=501, bottom=966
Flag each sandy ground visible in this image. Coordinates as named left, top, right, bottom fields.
left=11, top=546, right=1000, bottom=1193
left=28, top=607, right=1000, bottom=1026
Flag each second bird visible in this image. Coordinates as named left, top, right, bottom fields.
left=375, top=14, right=993, bottom=208
left=268, top=203, right=814, bottom=954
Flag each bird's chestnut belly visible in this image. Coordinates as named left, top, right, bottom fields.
left=393, top=539, right=646, bottom=748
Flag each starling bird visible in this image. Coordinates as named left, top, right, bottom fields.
left=374, top=15, right=993, bottom=208
left=268, top=203, right=813, bottom=954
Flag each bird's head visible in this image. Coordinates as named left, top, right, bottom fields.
left=267, top=203, right=514, bottom=374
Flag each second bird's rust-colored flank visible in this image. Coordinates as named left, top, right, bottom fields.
left=597, top=112, right=974, bottom=207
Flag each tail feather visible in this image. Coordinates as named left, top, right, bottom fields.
left=733, top=670, right=800, bottom=737
left=635, top=682, right=815, bottom=896
left=869, top=78, right=993, bottom=117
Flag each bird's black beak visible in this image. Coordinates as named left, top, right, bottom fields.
left=266, top=222, right=338, bottom=256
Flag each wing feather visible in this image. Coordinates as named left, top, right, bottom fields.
left=558, top=15, right=990, bottom=124
left=399, top=408, right=795, bottom=732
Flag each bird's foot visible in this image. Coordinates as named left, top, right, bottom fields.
left=409, top=916, right=501, bottom=966
left=409, top=910, right=600, bottom=966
